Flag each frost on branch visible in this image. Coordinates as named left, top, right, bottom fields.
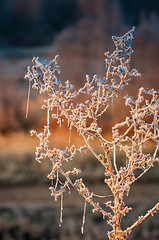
left=25, top=27, right=159, bottom=240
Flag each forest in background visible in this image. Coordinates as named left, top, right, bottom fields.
left=0, top=0, right=159, bottom=184
left=0, top=0, right=159, bottom=134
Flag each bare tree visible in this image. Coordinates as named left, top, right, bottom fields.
left=25, top=27, right=159, bottom=240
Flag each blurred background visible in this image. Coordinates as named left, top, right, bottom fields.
left=0, top=0, right=159, bottom=239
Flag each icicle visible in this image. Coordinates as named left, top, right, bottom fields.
left=113, top=143, right=118, bottom=173
left=93, top=193, right=106, bottom=198
left=26, top=80, right=31, bottom=118
left=47, top=108, right=50, bottom=127
left=69, top=126, right=72, bottom=144
left=68, top=118, right=69, bottom=127
left=81, top=199, right=87, bottom=234
left=59, top=193, right=63, bottom=227
left=55, top=170, right=59, bottom=190
left=93, top=193, right=113, bottom=198
left=153, top=144, right=158, bottom=159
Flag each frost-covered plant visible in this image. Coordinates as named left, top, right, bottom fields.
left=25, top=28, right=159, bottom=240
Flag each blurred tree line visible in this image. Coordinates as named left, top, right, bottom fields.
left=0, top=0, right=159, bottom=46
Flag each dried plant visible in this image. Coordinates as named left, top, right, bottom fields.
left=25, top=27, right=159, bottom=240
